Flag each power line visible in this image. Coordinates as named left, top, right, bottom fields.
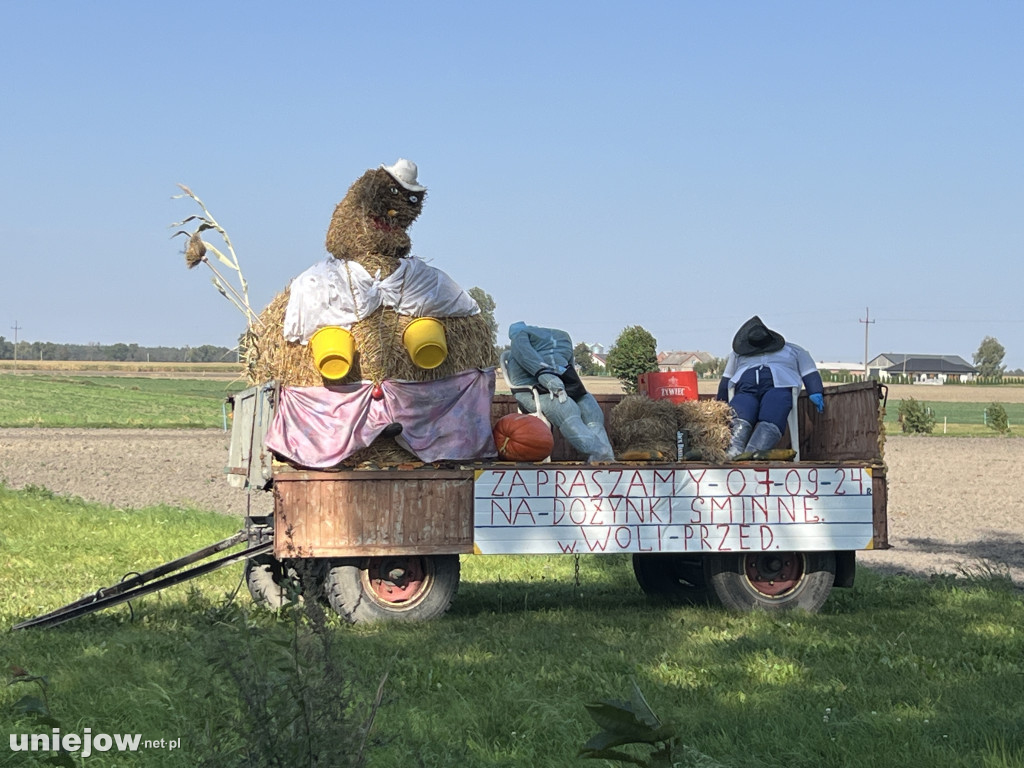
left=11, top=320, right=21, bottom=369
left=859, top=308, right=875, bottom=377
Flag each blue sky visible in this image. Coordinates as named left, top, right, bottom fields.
left=2, top=2, right=1022, bottom=368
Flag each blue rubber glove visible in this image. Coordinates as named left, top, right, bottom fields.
left=809, top=393, right=825, bottom=413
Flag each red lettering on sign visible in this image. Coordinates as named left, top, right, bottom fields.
left=491, top=499, right=513, bottom=524
left=726, top=469, right=747, bottom=496
left=777, top=496, right=796, bottom=523
left=755, top=468, right=772, bottom=495
left=785, top=469, right=803, bottom=496
left=686, top=469, right=707, bottom=496
left=581, top=526, right=612, bottom=551
left=710, top=496, right=733, bottom=524
left=512, top=499, right=536, bottom=525
left=490, top=469, right=508, bottom=496
left=803, top=497, right=820, bottom=523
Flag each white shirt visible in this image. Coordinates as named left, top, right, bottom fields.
left=723, top=343, right=818, bottom=389
left=282, top=257, right=480, bottom=343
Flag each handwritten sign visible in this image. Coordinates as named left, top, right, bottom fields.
left=473, top=466, right=874, bottom=555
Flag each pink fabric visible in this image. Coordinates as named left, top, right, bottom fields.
left=264, top=368, right=498, bottom=467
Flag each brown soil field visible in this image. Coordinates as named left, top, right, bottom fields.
left=1, top=427, right=1021, bottom=589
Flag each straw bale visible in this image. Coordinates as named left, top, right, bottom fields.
left=246, top=286, right=495, bottom=387
left=608, top=396, right=732, bottom=462
left=608, top=395, right=680, bottom=458
left=674, top=399, right=732, bottom=463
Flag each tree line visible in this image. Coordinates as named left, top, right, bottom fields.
left=0, top=337, right=234, bottom=363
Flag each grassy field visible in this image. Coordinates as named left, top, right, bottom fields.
left=0, top=374, right=246, bottom=428
left=1, top=486, right=1022, bottom=767
left=2, top=372, right=1023, bottom=766
left=4, top=371, right=1021, bottom=435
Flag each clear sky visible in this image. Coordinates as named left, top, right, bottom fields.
left=2, top=2, right=1022, bottom=368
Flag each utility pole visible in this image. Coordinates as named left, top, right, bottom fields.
left=11, top=320, right=21, bottom=370
left=859, top=307, right=874, bottom=380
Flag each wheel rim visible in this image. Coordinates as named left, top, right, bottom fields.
left=361, top=557, right=433, bottom=609
left=742, top=552, right=804, bottom=597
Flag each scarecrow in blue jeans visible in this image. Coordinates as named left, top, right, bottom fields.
left=716, top=316, right=825, bottom=459
left=504, top=322, right=616, bottom=463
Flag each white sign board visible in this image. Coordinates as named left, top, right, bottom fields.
left=473, top=466, right=874, bottom=555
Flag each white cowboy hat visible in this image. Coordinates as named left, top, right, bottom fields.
left=380, top=158, right=426, bottom=192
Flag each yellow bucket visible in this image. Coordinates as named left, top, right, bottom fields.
left=403, top=317, right=448, bottom=369
left=309, top=326, right=355, bottom=380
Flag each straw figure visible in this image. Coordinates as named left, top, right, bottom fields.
left=248, top=160, right=494, bottom=389
left=249, top=159, right=496, bottom=466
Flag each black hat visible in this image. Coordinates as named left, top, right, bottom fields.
left=732, top=316, right=785, bottom=356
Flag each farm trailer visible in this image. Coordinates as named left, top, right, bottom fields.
left=229, top=379, right=889, bottom=622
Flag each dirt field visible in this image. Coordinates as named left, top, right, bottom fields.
left=1, top=426, right=1021, bottom=588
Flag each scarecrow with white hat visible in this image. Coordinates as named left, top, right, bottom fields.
left=716, top=316, right=825, bottom=459
left=256, top=158, right=498, bottom=467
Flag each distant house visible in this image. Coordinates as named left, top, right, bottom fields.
left=815, top=361, right=868, bottom=377
left=657, top=350, right=714, bottom=372
left=866, top=353, right=978, bottom=383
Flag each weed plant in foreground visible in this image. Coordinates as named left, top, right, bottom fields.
left=2, top=487, right=1023, bottom=767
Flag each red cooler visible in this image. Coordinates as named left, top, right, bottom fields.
left=637, top=371, right=699, bottom=403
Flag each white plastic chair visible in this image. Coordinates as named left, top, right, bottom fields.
left=499, top=351, right=553, bottom=461
left=728, top=385, right=801, bottom=461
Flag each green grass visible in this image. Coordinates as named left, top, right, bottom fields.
left=882, top=399, right=1023, bottom=436
left=2, top=486, right=1023, bottom=767
left=0, top=374, right=246, bottom=428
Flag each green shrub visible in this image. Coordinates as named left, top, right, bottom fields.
left=985, top=402, right=1010, bottom=434
left=897, top=397, right=935, bottom=434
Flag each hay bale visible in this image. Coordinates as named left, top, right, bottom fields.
left=675, top=399, right=732, bottom=463
left=245, top=285, right=496, bottom=387
left=608, top=395, right=680, bottom=458
left=608, top=396, right=733, bottom=462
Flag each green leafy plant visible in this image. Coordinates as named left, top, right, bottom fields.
left=606, top=326, right=659, bottom=394
left=985, top=402, right=1010, bottom=434
left=579, top=680, right=724, bottom=767
left=7, top=665, right=74, bottom=767
left=897, top=397, right=935, bottom=434
left=202, top=573, right=387, bottom=768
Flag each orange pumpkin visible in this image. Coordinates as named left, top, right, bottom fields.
left=493, top=413, right=553, bottom=462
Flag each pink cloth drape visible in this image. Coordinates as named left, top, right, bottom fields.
left=265, top=368, right=498, bottom=467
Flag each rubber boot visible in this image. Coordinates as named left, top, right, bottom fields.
left=726, top=418, right=754, bottom=460
left=744, top=422, right=783, bottom=454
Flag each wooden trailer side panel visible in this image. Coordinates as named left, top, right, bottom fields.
left=273, top=469, right=475, bottom=558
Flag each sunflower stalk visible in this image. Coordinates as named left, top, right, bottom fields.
left=172, top=184, right=263, bottom=329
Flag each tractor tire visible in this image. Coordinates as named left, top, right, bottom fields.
left=323, top=555, right=460, bottom=624
left=632, top=553, right=710, bottom=605
left=703, top=551, right=836, bottom=612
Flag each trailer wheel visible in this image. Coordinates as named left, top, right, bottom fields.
left=703, top=551, right=836, bottom=613
left=324, top=555, right=460, bottom=624
left=245, top=555, right=303, bottom=609
left=632, top=554, right=709, bottom=604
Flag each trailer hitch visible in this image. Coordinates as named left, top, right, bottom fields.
left=12, top=532, right=271, bottom=631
